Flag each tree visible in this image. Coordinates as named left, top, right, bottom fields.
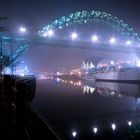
left=0, top=16, right=7, bottom=32
left=0, top=15, right=7, bottom=72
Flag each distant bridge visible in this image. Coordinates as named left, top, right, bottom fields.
left=1, top=10, right=140, bottom=70
left=39, top=10, right=140, bottom=42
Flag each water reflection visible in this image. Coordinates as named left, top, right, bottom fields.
left=72, top=130, right=77, bottom=137
left=55, top=77, right=140, bottom=110
left=83, top=86, right=95, bottom=94
left=111, top=123, right=116, bottom=131
left=55, top=77, right=139, bottom=95
left=93, top=127, right=98, bottom=134
left=54, top=78, right=140, bottom=122
left=83, top=82, right=140, bottom=110
left=128, top=121, right=132, bottom=126
left=34, top=78, right=140, bottom=139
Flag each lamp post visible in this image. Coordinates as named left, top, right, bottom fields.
left=19, top=26, right=27, bottom=51
left=19, top=26, right=27, bottom=34
left=71, top=32, right=78, bottom=40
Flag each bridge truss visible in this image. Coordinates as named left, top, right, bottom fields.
left=0, top=36, right=29, bottom=71
left=1, top=10, right=140, bottom=70
left=39, top=10, right=140, bottom=42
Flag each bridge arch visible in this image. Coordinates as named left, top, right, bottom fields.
left=97, top=59, right=121, bottom=68
left=39, top=10, right=140, bottom=42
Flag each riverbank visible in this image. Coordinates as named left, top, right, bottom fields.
left=0, top=75, right=63, bottom=139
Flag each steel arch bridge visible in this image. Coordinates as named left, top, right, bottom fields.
left=1, top=10, right=140, bottom=70
left=39, top=10, right=140, bottom=42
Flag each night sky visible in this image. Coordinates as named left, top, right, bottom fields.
left=0, top=0, right=140, bottom=72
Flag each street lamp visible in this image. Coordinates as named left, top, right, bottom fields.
left=48, top=30, right=54, bottom=37
left=19, top=26, right=27, bottom=33
left=42, top=32, right=47, bottom=37
left=91, top=35, right=98, bottom=42
left=126, top=40, right=132, bottom=46
left=42, top=30, right=54, bottom=37
left=109, top=37, right=116, bottom=44
left=71, top=32, right=78, bottom=40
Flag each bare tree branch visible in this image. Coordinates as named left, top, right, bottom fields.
left=0, top=16, right=7, bottom=32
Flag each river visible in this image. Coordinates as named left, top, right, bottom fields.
left=32, top=79, right=140, bottom=139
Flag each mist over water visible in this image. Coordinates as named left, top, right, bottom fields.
left=32, top=79, right=140, bottom=139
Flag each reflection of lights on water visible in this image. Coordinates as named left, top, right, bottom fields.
left=84, top=86, right=90, bottom=93
left=78, top=81, right=82, bottom=86
left=38, top=76, right=55, bottom=80
left=56, top=78, right=60, bottom=82
left=111, top=91, right=115, bottom=96
left=72, top=131, right=77, bottom=137
left=83, top=86, right=87, bottom=93
left=111, top=123, right=116, bottom=131
left=56, top=72, right=61, bottom=75
left=69, top=120, right=140, bottom=137
left=128, top=121, right=132, bottom=126
left=83, top=86, right=95, bottom=94
left=90, top=87, right=95, bottom=94
left=93, top=127, right=98, bottom=134
left=70, top=81, right=73, bottom=84
left=118, top=94, right=122, bottom=97
left=55, top=79, right=82, bottom=87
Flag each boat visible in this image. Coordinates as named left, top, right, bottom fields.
left=81, top=74, right=96, bottom=82
left=95, top=67, right=140, bottom=84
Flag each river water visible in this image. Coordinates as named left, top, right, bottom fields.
left=32, top=79, right=140, bottom=139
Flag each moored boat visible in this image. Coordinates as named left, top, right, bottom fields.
left=95, top=67, right=140, bottom=83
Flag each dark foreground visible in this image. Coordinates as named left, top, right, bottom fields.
left=0, top=75, right=62, bottom=140
left=1, top=76, right=140, bottom=140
